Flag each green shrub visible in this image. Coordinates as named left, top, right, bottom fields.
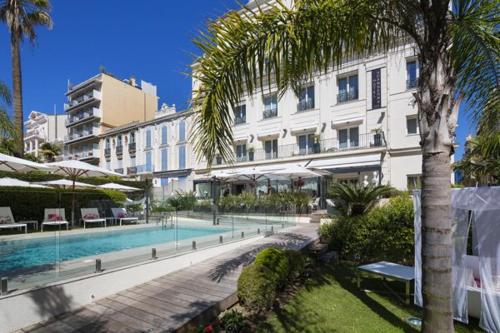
left=330, top=195, right=414, bottom=264
left=220, top=309, right=246, bottom=333
left=254, top=247, right=289, bottom=285
left=282, top=250, right=305, bottom=280
left=237, top=264, right=277, bottom=312
left=319, top=220, right=337, bottom=241
left=100, top=189, right=127, bottom=204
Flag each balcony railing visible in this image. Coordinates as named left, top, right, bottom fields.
left=212, top=133, right=385, bottom=165
left=127, top=166, right=137, bottom=175
left=406, top=78, right=418, bottom=89
left=234, top=116, right=246, bottom=125
left=128, top=142, right=136, bottom=153
left=337, top=90, right=359, bottom=103
left=116, top=145, right=123, bottom=155
left=297, top=99, right=315, bottom=112
left=65, top=108, right=101, bottom=126
left=115, top=168, right=124, bottom=174
left=263, top=108, right=278, bottom=119
left=64, top=129, right=97, bottom=143
left=104, top=148, right=111, bottom=158
left=64, top=90, right=101, bottom=111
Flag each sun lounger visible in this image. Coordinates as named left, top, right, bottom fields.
left=0, top=207, right=28, bottom=233
left=111, top=207, right=139, bottom=226
left=81, top=208, right=107, bottom=229
left=42, top=208, right=69, bottom=231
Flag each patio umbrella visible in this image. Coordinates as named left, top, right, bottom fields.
left=45, top=160, right=122, bottom=225
left=0, top=152, right=50, bottom=173
left=0, top=177, right=48, bottom=188
left=36, top=179, right=96, bottom=189
left=97, top=182, right=141, bottom=192
left=269, top=165, right=327, bottom=178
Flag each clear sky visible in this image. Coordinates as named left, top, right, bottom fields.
left=0, top=0, right=475, bottom=159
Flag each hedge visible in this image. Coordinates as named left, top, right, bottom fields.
left=0, top=187, right=120, bottom=224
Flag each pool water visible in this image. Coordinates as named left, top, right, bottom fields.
left=0, top=226, right=228, bottom=277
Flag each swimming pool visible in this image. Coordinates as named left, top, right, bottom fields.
left=0, top=225, right=229, bottom=277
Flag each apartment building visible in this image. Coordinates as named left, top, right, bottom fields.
left=64, top=73, right=158, bottom=164
left=24, top=111, right=67, bottom=158
left=99, top=104, right=194, bottom=198
left=192, top=1, right=432, bottom=193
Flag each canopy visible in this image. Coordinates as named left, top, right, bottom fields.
left=36, top=179, right=95, bottom=188
left=0, top=177, right=48, bottom=188
left=307, top=154, right=381, bottom=170
left=269, top=165, right=327, bottom=178
left=97, top=183, right=141, bottom=192
left=45, top=160, right=122, bottom=178
left=0, top=152, right=50, bottom=173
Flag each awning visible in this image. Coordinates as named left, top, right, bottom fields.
left=153, top=168, right=192, bottom=178
left=257, top=132, right=280, bottom=141
left=331, top=116, right=363, bottom=128
left=307, top=154, right=381, bottom=170
left=290, top=126, right=318, bottom=136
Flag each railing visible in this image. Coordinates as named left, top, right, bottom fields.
left=104, top=148, right=111, bottom=157
left=116, top=145, right=123, bottom=155
left=234, top=116, right=246, bottom=125
left=263, top=108, right=278, bottom=119
left=406, top=78, right=418, bottom=89
left=337, top=90, right=359, bottom=103
left=65, top=108, right=101, bottom=126
left=213, top=133, right=385, bottom=165
left=114, top=168, right=124, bottom=174
left=297, top=99, right=315, bottom=112
left=64, top=90, right=101, bottom=111
left=127, top=166, right=137, bottom=175
left=128, top=142, right=136, bottom=153
left=79, top=149, right=99, bottom=159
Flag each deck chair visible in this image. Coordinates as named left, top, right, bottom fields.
left=0, top=207, right=27, bottom=233
left=111, top=207, right=139, bottom=226
left=81, top=208, right=107, bottom=229
left=42, top=208, right=69, bottom=231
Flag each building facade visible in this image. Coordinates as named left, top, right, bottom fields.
left=64, top=73, right=158, bottom=165
left=192, top=41, right=430, bottom=193
left=24, top=111, right=67, bottom=158
left=99, top=104, right=194, bottom=199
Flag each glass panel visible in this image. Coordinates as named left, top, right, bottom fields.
left=179, top=145, right=186, bottom=169
left=179, top=121, right=186, bottom=141
left=407, top=118, right=418, bottom=134
left=350, top=127, right=359, bottom=147
left=339, top=129, right=348, bottom=149
left=161, top=149, right=168, bottom=171
left=308, top=134, right=315, bottom=153
left=145, top=151, right=152, bottom=172
left=349, top=75, right=358, bottom=99
left=407, top=61, right=417, bottom=88
left=146, top=129, right=151, bottom=147
left=272, top=139, right=278, bottom=158
left=338, top=78, right=347, bottom=98
left=161, top=126, right=168, bottom=145
left=298, top=135, right=307, bottom=155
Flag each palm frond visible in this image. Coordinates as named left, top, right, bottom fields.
left=0, top=80, right=11, bottom=105
left=0, top=0, right=52, bottom=41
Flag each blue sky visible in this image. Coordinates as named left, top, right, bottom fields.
left=0, top=0, right=474, bottom=158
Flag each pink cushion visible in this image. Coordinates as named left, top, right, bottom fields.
left=48, top=213, right=63, bottom=221
left=117, top=212, right=126, bottom=218
left=83, top=213, right=99, bottom=219
left=0, top=216, right=12, bottom=224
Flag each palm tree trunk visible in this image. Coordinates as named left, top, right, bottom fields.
left=11, top=36, right=24, bottom=157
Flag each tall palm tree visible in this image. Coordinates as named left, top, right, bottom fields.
left=190, top=1, right=499, bottom=331
left=0, top=80, right=17, bottom=154
left=39, top=141, right=61, bottom=162
left=0, top=0, right=52, bottom=157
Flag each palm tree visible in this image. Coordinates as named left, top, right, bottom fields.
left=0, top=0, right=52, bottom=157
left=40, top=141, right=61, bottom=162
left=0, top=80, right=17, bottom=154
left=190, top=1, right=499, bottom=331
left=328, top=182, right=395, bottom=217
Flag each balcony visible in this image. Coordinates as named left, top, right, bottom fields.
left=337, top=90, right=359, bottom=103
left=64, top=90, right=101, bottom=112
left=114, top=168, right=124, bottom=175
left=213, top=133, right=386, bottom=165
left=104, top=147, right=111, bottom=158
left=64, top=129, right=97, bottom=144
left=263, top=108, right=278, bottom=119
left=65, top=107, right=101, bottom=127
left=67, top=148, right=99, bottom=161
left=128, top=142, right=136, bottom=154
left=297, top=99, right=315, bottom=112
left=127, top=166, right=137, bottom=175
left=116, top=145, right=123, bottom=156
left=406, top=78, right=418, bottom=90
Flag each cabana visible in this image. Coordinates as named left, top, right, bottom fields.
left=413, top=187, right=500, bottom=332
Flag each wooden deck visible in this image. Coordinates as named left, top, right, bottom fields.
left=17, top=224, right=318, bottom=333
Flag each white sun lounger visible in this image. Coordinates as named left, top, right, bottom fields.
left=0, top=207, right=28, bottom=233
left=111, top=208, right=139, bottom=226
left=42, top=208, right=69, bottom=231
left=81, top=208, right=107, bottom=229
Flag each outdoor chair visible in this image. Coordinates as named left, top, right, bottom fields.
left=308, top=197, right=320, bottom=211
left=42, top=208, right=69, bottom=231
left=0, top=207, right=30, bottom=233
left=81, top=208, right=107, bottom=229
left=111, top=207, right=139, bottom=226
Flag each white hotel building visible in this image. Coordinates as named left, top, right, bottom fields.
left=192, top=45, right=428, bottom=194
left=24, top=111, right=67, bottom=158
left=99, top=104, right=194, bottom=198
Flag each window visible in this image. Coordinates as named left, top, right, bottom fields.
left=406, top=60, right=418, bottom=89
left=234, top=104, right=246, bottom=124
left=130, top=132, right=135, bottom=143
left=145, top=151, right=152, bottom=172
left=161, top=126, right=168, bottom=145
left=338, top=127, right=359, bottom=149
left=297, top=85, right=315, bottom=111
left=145, top=129, right=152, bottom=148
left=105, top=138, right=110, bottom=149
left=161, top=149, right=168, bottom=171
left=338, top=74, right=358, bottom=103
left=264, top=139, right=278, bottom=159
left=407, top=174, right=422, bottom=190
left=235, top=143, right=247, bottom=162
left=298, top=134, right=316, bottom=155
left=117, top=135, right=122, bottom=147
left=179, top=120, right=186, bottom=142
left=406, top=117, right=418, bottom=135
left=371, top=68, right=382, bottom=109
left=178, top=145, right=186, bottom=169
left=263, top=94, right=278, bottom=118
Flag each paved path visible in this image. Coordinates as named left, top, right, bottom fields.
left=17, top=224, right=318, bottom=333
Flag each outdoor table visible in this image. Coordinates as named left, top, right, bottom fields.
left=19, top=220, right=39, bottom=231
left=357, top=261, right=414, bottom=304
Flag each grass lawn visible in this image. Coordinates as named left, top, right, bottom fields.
left=255, top=263, right=483, bottom=333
